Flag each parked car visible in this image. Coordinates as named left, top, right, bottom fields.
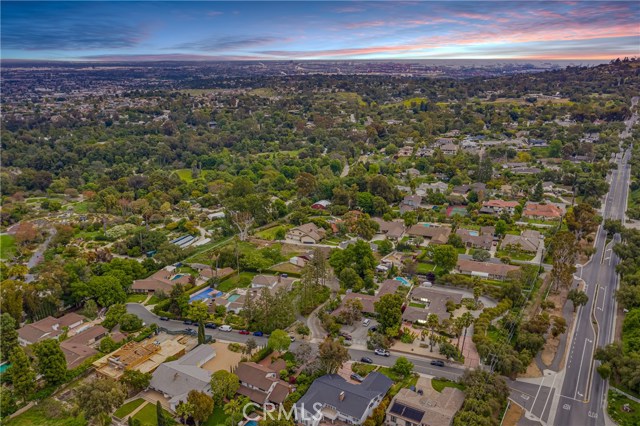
left=183, top=320, right=193, bottom=325
left=159, top=317, right=169, bottom=321
left=219, top=325, right=233, bottom=332
left=183, top=329, right=196, bottom=335
left=204, top=323, right=217, bottom=329
left=339, top=332, right=353, bottom=341
left=362, top=318, right=371, bottom=327
left=374, top=348, right=390, bottom=357
left=350, top=373, right=365, bottom=382
left=253, top=331, right=264, bottom=337
left=430, top=360, right=445, bottom=367
left=360, top=357, right=373, bottom=364
left=289, top=335, right=296, bottom=342
left=238, top=330, right=250, bottom=335
left=369, top=326, right=378, bottom=332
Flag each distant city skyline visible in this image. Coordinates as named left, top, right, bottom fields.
left=2, top=1, right=639, bottom=61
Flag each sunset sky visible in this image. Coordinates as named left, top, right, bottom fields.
left=2, top=1, right=639, bottom=61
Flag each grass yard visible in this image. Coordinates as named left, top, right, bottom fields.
left=204, top=405, right=229, bottom=426
left=351, top=362, right=378, bottom=376
left=496, top=249, right=535, bottom=261
left=254, top=225, right=291, bottom=240
left=174, top=168, right=210, bottom=183
left=72, top=201, right=90, bottom=213
left=0, top=234, right=17, bottom=259
left=127, top=293, right=148, bottom=303
left=132, top=402, right=174, bottom=426
left=6, top=405, right=84, bottom=426
left=218, top=271, right=256, bottom=292
left=114, top=398, right=146, bottom=418
left=416, top=262, right=434, bottom=274
left=608, top=390, right=640, bottom=426
left=409, top=302, right=426, bottom=308
left=431, top=378, right=466, bottom=392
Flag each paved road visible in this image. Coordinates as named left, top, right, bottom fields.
left=25, top=228, right=56, bottom=283
left=552, top=104, right=635, bottom=426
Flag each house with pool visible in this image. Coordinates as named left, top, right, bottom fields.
left=131, top=265, right=193, bottom=293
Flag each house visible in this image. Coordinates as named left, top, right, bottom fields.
left=378, top=279, right=402, bottom=297
left=286, top=223, right=327, bottom=244
left=251, top=274, right=280, bottom=289
left=17, top=313, right=87, bottom=346
left=295, top=373, right=393, bottom=426
left=440, top=143, right=458, bottom=156
left=131, top=266, right=192, bottom=293
left=373, top=218, right=405, bottom=240
left=149, top=344, right=215, bottom=411
left=455, top=228, right=493, bottom=250
left=511, top=167, right=542, bottom=175
left=417, top=182, right=449, bottom=195
left=405, top=287, right=463, bottom=322
left=456, top=259, right=520, bottom=280
left=502, top=230, right=542, bottom=253
left=235, top=361, right=292, bottom=406
left=397, top=146, right=414, bottom=157
left=480, top=200, right=519, bottom=215
left=406, top=224, right=451, bottom=245
left=334, top=293, right=378, bottom=315
left=400, top=195, right=422, bottom=214
left=59, top=325, right=108, bottom=369
left=386, top=377, right=464, bottom=426
left=311, top=200, right=331, bottom=210
left=523, top=202, right=563, bottom=219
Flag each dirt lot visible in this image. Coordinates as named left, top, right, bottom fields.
left=201, top=342, right=244, bottom=372
left=503, top=402, right=525, bottom=426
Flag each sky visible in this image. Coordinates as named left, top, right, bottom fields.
left=2, top=1, right=639, bottom=61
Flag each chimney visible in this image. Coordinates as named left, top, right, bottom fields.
left=339, top=391, right=345, bottom=401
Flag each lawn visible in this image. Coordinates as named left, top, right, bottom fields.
left=6, top=405, right=83, bottom=426
left=351, top=362, right=378, bottom=376
left=218, top=271, right=256, bottom=292
left=72, top=201, right=90, bottom=213
left=114, top=398, right=145, bottom=418
left=0, top=234, right=16, bottom=260
left=254, top=225, right=291, bottom=240
left=409, top=302, right=426, bottom=308
left=608, top=389, right=640, bottom=426
left=127, top=293, right=148, bottom=303
left=204, top=405, right=229, bottom=426
left=132, top=402, right=174, bottom=426
left=496, top=249, right=535, bottom=261
left=416, top=262, right=434, bottom=274
left=431, top=378, right=466, bottom=392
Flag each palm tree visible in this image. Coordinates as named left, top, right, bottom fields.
left=224, top=397, right=246, bottom=426
left=460, top=312, right=474, bottom=354
left=427, top=314, right=439, bottom=352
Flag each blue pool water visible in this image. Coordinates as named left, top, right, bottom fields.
left=0, top=363, right=11, bottom=373
left=245, top=421, right=258, bottom=426
left=422, top=223, right=431, bottom=227
left=189, top=288, right=223, bottom=302
left=395, top=277, right=411, bottom=286
left=171, top=273, right=186, bottom=281
left=227, top=294, right=241, bottom=302
left=469, top=230, right=479, bottom=236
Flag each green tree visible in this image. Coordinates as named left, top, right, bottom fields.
left=188, top=301, right=210, bottom=322
left=432, top=245, right=458, bottom=273
left=224, top=396, right=250, bottom=426
left=210, top=370, right=240, bottom=405
left=198, top=320, right=206, bottom=345
left=549, top=231, right=577, bottom=292
left=102, top=303, right=127, bottom=330
left=459, top=312, right=474, bottom=353
left=566, top=203, right=599, bottom=241
left=121, top=369, right=152, bottom=393
left=604, top=219, right=623, bottom=237
left=551, top=316, right=567, bottom=337
left=427, top=314, right=440, bottom=352
left=472, top=249, right=490, bottom=262
left=9, top=346, right=36, bottom=402
left=82, top=299, right=99, bottom=319
left=268, top=329, right=291, bottom=352
left=75, top=377, right=126, bottom=421
left=374, top=294, right=404, bottom=337
left=176, top=402, right=194, bottom=425
left=495, top=220, right=507, bottom=236
left=318, top=337, right=350, bottom=374
left=89, top=275, right=126, bottom=307
left=531, top=182, right=544, bottom=202
left=0, top=385, right=17, bottom=417
left=119, top=313, right=143, bottom=332
left=476, top=155, right=493, bottom=183
left=157, top=400, right=166, bottom=426
left=187, top=390, right=214, bottom=426
left=0, top=313, right=18, bottom=362
left=567, top=289, right=589, bottom=312
left=392, top=357, right=414, bottom=377
left=33, top=339, right=67, bottom=386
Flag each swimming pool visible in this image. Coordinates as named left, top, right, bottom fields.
left=227, top=294, right=241, bottom=302
left=171, top=273, right=186, bottom=281
left=189, top=288, right=223, bottom=302
left=245, top=421, right=258, bottom=426
left=0, top=363, right=11, bottom=373
left=468, top=230, right=479, bottom=236
left=395, top=277, right=411, bottom=286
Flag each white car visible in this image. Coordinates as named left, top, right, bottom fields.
left=374, top=348, right=390, bottom=357
left=219, top=325, right=233, bottom=332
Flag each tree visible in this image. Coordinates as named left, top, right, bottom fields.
left=374, top=293, right=404, bottom=337
left=476, top=155, right=493, bottom=183
left=604, top=219, right=623, bottom=237
left=82, top=299, right=99, bottom=319
left=33, top=339, right=67, bottom=386
left=176, top=402, right=194, bottom=425
left=99, top=335, right=119, bottom=353
left=9, top=346, right=36, bottom=402
left=0, top=313, right=18, bottom=362
left=198, top=320, right=206, bottom=345
left=268, top=329, right=291, bottom=352
left=157, top=401, right=166, bottom=426
left=245, top=337, right=257, bottom=355
left=459, top=312, right=474, bottom=353
left=229, top=211, right=254, bottom=241
left=187, top=390, right=214, bottom=426
left=426, top=314, right=440, bottom=352
left=531, top=182, right=544, bottom=201
left=75, top=377, right=126, bottom=421
left=567, top=289, right=589, bottom=312
left=188, top=300, right=210, bottom=322
left=224, top=396, right=250, bottom=426
left=119, top=313, right=144, bottom=332
left=209, top=370, right=239, bottom=405
left=392, top=357, right=414, bottom=377
left=549, top=231, right=577, bottom=292
left=293, top=342, right=313, bottom=364
left=472, top=249, right=490, bottom=262
left=495, top=220, right=507, bottom=236
left=318, top=337, right=350, bottom=374
left=432, top=245, right=458, bottom=273
left=551, top=316, right=567, bottom=337
left=566, top=203, right=599, bottom=241
left=102, top=303, right=126, bottom=330
left=0, top=385, right=17, bottom=418
left=121, top=369, right=152, bottom=393
left=339, top=298, right=363, bottom=325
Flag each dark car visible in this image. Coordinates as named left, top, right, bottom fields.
left=159, top=316, right=169, bottom=321
left=238, top=330, right=250, bottom=335
left=183, top=320, right=193, bottom=325
left=368, top=326, right=378, bottom=332
left=204, top=323, right=217, bottom=329
left=360, top=357, right=373, bottom=364
left=184, top=329, right=196, bottom=335
left=339, top=332, right=353, bottom=341
left=350, top=373, right=365, bottom=382
left=430, top=360, right=445, bottom=367
left=253, top=331, right=264, bottom=336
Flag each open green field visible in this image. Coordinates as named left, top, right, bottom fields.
left=608, top=389, right=640, bottom=426
left=204, top=405, right=229, bottom=426
left=114, top=398, right=145, bottom=418
left=254, top=224, right=291, bottom=240
left=218, top=271, right=256, bottom=292
left=0, top=234, right=17, bottom=259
